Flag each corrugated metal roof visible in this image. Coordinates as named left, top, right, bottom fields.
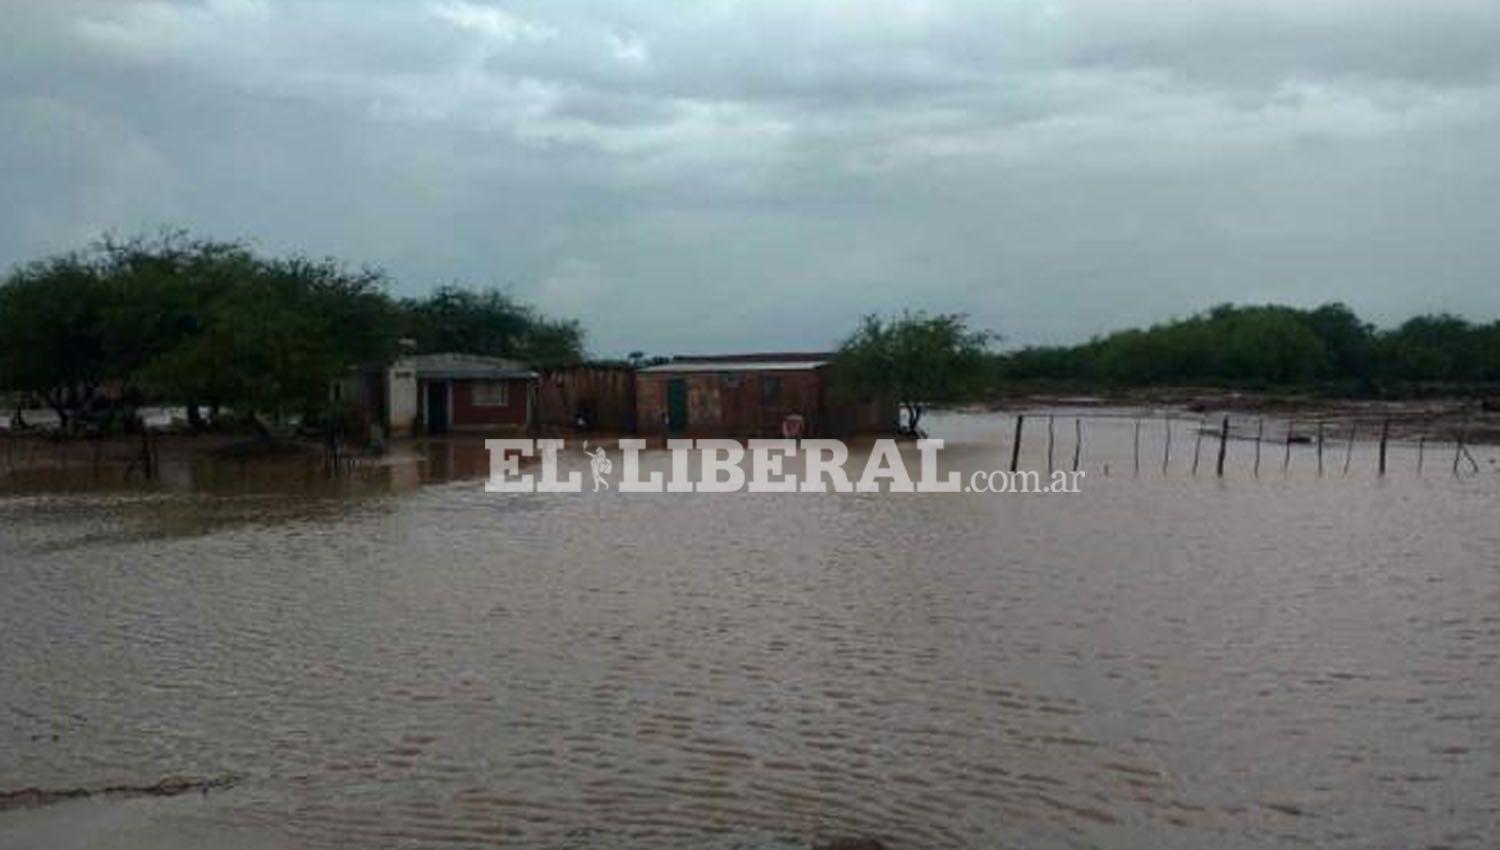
left=412, top=367, right=538, bottom=380
left=668, top=352, right=835, bottom=364
left=637, top=360, right=828, bottom=374
left=395, top=353, right=537, bottom=380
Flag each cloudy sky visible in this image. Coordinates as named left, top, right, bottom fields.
left=3, top=0, right=1499, bottom=355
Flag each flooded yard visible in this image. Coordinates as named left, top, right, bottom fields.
left=2, top=412, right=1498, bottom=848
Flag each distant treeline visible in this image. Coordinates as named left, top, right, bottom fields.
left=0, top=233, right=583, bottom=432
left=993, top=303, right=1500, bottom=393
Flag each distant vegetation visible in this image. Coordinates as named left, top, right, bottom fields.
left=4, top=232, right=1497, bottom=437
left=993, top=303, right=1500, bottom=395
left=0, top=232, right=583, bottom=433
left=839, top=303, right=1500, bottom=432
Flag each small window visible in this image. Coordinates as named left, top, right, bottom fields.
left=472, top=380, right=509, bottom=406
left=761, top=375, right=783, bottom=404
left=723, top=373, right=743, bottom=389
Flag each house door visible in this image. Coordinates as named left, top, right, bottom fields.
left=666, top=378, right=688, bottom=433
left=425, top=381, right=449, bottom=434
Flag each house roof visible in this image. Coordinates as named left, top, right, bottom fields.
left=395, top=353, right=537, bottom=380
left=668, top=352, right=835, bottom=364
left=637, top=357, right=830, bottom=374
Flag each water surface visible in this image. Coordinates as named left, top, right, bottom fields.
left=2, top=412, right=1498, bottom=848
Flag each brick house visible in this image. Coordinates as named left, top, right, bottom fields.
left=336, top=353, right=536, bottom=437
left=635, top=353, right=893, bottom=438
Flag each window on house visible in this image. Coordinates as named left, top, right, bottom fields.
left=472, top=380, right=509, bottom=406
left=761, top=375, right=783, bottom=404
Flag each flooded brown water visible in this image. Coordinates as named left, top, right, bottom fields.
left=2, top=412, right=1499, bottom=849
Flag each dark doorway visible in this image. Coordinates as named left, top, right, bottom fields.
left=666, top=378, right=688, bottom=433
left=425, top=381, right=449, bottom=434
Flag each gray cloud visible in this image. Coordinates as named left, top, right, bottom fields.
left=3, top=0, right=1498, bottom=355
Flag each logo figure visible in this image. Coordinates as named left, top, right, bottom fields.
left=584, top=443, right=612, bottom=492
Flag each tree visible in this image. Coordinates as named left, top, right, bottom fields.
left=1214, top=307, right=1331, bottom=384
left=990, top=302, right=1394, bottom=391
left=0, top=232, right=592, bottom=436
left=0, top=253, right=108, bottom=431
left=96, top=233, right=259, bottom=426
left=1303, top=302, right=1374, bottom=380
left=833, top=312, right=992, bottom=436
left=140, top=273, right=344, bottom=434
left=131, top=252, right=398, bottom=434
left=270, top=255, right=399, bottom=370
left=399, top=286, right=584, bottom=365
left=1479, top=321, right=1500, bottom=382
left=1373, top=314, right=1480, bottom=383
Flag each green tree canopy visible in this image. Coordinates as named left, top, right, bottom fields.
left=0, top=232, right=584, bottom=433
left=0, top=252, right=108, bottom=429
left=993, top=302, right=1500, bottom=392
left=833, top=312, right=992, bottom=435
left=399, top=285, right=584, bottom=366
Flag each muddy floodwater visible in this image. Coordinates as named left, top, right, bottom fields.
left=2, top=412, right=1499, bottom=849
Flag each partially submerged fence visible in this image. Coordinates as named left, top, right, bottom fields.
left=1002, top=411, right=1490, bottom=479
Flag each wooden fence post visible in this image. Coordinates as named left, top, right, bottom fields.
left=1453, top=419, right=1479, bottom=476
left=1462, top=443, right=1481, bottom=475
left=1133, top=418, right=1141, bottom=476
left=1010, top=414, right=1024, bottom=473
left=1342, top=422, right=1356, bottom=476
left=1215, top=415, right=1229, bottom=478
left=1316, top=420, right=1325, bottom=477
left=1191, top=416, right=1206, bottom=476
left=1378, top=417, right=1390, bottom=476
left=1452, top=427, right=1462, bottom=476
left=1047, top=415, right=1056, bottom=475
left=1072, top=417, right=1082, bottom=472
left=1283, top=417, right=1295, bottom=473
left=1162, top=417, right=1172, bottom=475
left=1254, top=417, right=1264, bottom=477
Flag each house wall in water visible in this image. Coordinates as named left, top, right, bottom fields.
left=822, top=395, right=897, bottom=437
left=387, top=366, right=418, bottom=437
left=535, top=366, right=637, bottom=434
left=636, top=368, right=824, bottom=437
left=449, top=377, right=529, bottom=430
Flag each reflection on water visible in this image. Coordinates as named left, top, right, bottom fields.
left=1, top=413, right=1499, bottom=849
left=0, top=437, right=497, bottom=497
left=0, top=439, right=500, bottom=549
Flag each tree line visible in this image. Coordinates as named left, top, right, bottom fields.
left=831, top=304, right=1500, bottom=437
left=4, top=232, right=1495, bottom=437
left=993, top=303, right=1500, bottom=393
left=0, top=233, right=583, bottom=433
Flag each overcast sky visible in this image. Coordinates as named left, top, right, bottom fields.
left=3, top=0, right=1499, bottom=355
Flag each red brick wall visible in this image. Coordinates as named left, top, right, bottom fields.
left=636, top=369, right=824, bottom=437
left=451, top=378, right=529, bottom=429
left=535, top=366, right=637, bottom=433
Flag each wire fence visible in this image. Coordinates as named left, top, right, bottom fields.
left=998, top=411, right=1491, bottom=479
